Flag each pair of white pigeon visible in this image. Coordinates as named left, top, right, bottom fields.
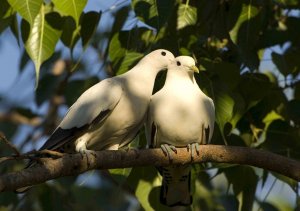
left=34, top=49, right=215, bottom=206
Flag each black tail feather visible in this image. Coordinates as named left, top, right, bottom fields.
left=159, top=166, right=193, bottom=207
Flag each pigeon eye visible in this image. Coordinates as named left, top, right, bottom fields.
left=177, top=61, right=181, bottom=66
left=161, top=51, right=166, bottom=56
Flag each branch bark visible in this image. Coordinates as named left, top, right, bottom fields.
left=0, top=145, right=299, bottom=192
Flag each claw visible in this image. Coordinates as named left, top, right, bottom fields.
left=161, top=144, right=169, bottom=157
left=160, top=144, right=177, bottom=161
left=195, top=143, right=200, bottom=155
left=187, top=143, right=200, bottom=161
left=79, top=149, right=97, bottom=167
left=76, top=139, right=97, bottom=167
left=169, top=145, right=177, bottom=153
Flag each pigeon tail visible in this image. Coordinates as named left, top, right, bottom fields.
left=159, top=165, right=193, bottom=207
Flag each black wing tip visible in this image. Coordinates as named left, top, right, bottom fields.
left=39, top=127, right=79, bottom=151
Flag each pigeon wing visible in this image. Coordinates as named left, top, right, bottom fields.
left=40, top=79, right=123, bottom=150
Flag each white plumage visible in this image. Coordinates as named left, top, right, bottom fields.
left=41, top=49, right=175, bottom=153
left=146, top=56, right=215, bottom=206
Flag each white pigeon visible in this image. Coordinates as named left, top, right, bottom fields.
left=146, top=56, right=215, bottom=206
left=39, top=49, right=174, bottom=155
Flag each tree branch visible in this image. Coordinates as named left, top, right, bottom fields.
left=0, top=145, right=299, bottom=192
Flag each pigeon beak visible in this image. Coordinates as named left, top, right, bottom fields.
left=190, top=65, right=199, bottom=73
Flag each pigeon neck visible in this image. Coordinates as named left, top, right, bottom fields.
left=121, top=63, right=163, bottom=96
left=127, top=61, right=163, bottom=78
left=166, top=68, right=195, bottom=85
left=138, top=58, right=166, bottom=74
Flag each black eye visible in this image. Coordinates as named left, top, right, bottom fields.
left=177, top=61, right=181, bottom=66
left=161, top=51, right=166, bottom=56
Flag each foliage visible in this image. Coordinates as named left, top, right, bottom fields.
left=0, top=0, right=300, bottom=210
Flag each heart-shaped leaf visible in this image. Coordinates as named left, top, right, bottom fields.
left=52, top=0, right=87, bottom=25
left=22, top=6, right=62, bottom=87
left=7, top=0, right=42, bottom=24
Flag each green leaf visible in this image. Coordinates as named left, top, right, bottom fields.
left=223, top=166, right=258, bottom=211
left=273, top=47, right=300, bottom=77
left=64, top=77, right=99, bottom=106
left=0, top=0, right=11, bottom=19
left=263, top=110, right=284, bottom=129
left=9, top=13, right=19, bottom=44
left=286, top=100, right=300, bottom=125
left=263, top=119, right=300, bottom=158
left=131, top=0, right=175, bottom=30
left=110, top=6, right=130, bottom=36
left=19, top=50, right=30, bottom=72
left=211, top=79, right=245, bottom=136
left=228, top=1, right=263, bottom=69
left=204, top=60, right=241, bottom=91
left=258, top=29, right=287, bottom=49
left=80, top=11, right=101, bottom=49
left=214, top=83, right=234, bottom=131
left=7, top=0, right=42, bottom=24
left=191, top=169, right=225, bottom=210
left=177, top=3, right=197, bottom=29
left=22, top=6, right=62, bottom=86
left=60, top=10, right=101, bottom=52
left=0, top=121, right=17, bottom=140
left=285, top=17, right=300, bottom=45
left=127, top=166, right=163, bottom=210
left=35, top=74, right=61, bottom=106
left=219, top=195, right=239, bottom=211
left=0, top=14, right=13, bottom=34
left=0, top=1, right=17, bottom=35
left=116, top=52, right=144, bottom=75
left=258, top=202, right=280, bottom=211
left=238, top=73, right=272, bottom=108
left=259, top=17, right=300, bottom=48
left=108, top=30, right=146, bottom=75
left=227, top=133, right=247, bottom=146
left=109, top=168, right=132, bottom=185
left=52, top=0, right=87, bottom=25
left=271, top=172, right=298, bottom=193
left=60, top=16, right=79, bottom=49
left=195, top=63, right=245, bottom=137
left=229, top=3, right=259, bottom=44
left=272, top=52, right=289, bottom=76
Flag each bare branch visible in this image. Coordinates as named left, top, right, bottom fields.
left=0, top=112, right=42, bottom=126
left=0, top=145, right=299, bottom=192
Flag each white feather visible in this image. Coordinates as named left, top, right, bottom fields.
left=146, top=56, right=215, bottom=206
left=43, top=49, right=175, bottom=151
left=147, top=56, right=215, bottom=147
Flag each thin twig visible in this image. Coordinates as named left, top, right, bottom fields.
left=0, top=131, right=20, bottom=156
left=0, top=149, right=64, bottom=164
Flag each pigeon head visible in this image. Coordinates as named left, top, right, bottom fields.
left=172, top=56, right=199, bottom=74
left=141, top=49, right=175, bottom=70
